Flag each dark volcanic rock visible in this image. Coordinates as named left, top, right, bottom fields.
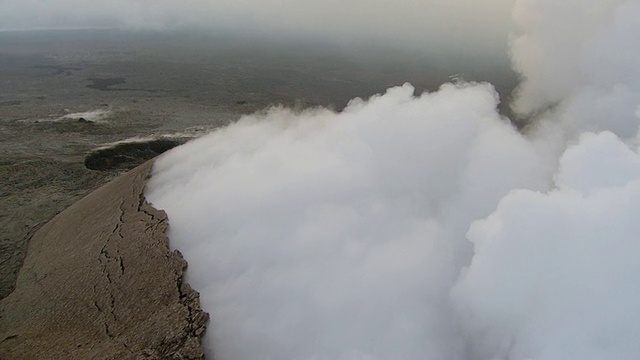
left=86, top=77, right=127, bottom=91
left=85, top=138, right=185, bottom=172
left=0, top=158, right=109, bottom=300
left=0, top=161, right=208, bottom=359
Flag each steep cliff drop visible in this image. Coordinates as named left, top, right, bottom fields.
left=0, top=161, right=208, bottom=359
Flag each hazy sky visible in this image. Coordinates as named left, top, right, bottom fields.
left=1, top=0, right=516, bottom=50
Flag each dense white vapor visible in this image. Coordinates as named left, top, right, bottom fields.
left=146, top=0, right=640, bottom=359
left=511, top=0, right=640, bottom=139
left=510, top=0, right=621, bottom=114
left=457, top=1, right=640, bottom=358
left=147, top=83, right=551, bottom=359
left=454, top=131, right=640, bottom=359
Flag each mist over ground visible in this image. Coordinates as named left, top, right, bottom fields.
left=145, top=0, right=640, bottom=359
left=1, top=0, right=514, bottom=55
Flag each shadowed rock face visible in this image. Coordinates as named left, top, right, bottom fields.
left=84, top=139, right=186, bottom=172
left=0, top=161, right=208, bottom=359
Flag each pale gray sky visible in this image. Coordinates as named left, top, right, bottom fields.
left=1, top=0, right=516, bottom=51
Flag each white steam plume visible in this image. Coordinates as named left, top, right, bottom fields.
left=449, top=1, right=640, bottom=358
left=148, top=83, right=551, bottom=359
left=454, top=131, right=640, bottom=359
left=146, top=0, right=640, bottom=359
left=511, top=0, right=640, bottom=139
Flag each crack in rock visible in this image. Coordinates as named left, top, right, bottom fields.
left=0, top=161, right=208, bottom=359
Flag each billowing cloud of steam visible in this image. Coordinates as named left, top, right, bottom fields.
left=147, top=0, right=640, bottom=359
left=511, top=0, right=640, bottom=138
left=148, top=83, right=553, bottom=359
left=455, top=131, right=640, bottom=359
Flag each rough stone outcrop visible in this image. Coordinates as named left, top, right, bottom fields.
left=0, top=161, right=208, bottom=359
left=84, top=138, right=186, bottom=172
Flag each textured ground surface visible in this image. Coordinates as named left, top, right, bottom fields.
left=0, top=161, right=208, bottom=359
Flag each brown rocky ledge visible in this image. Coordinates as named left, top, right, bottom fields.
left=0, top=161, right=208, bottom=359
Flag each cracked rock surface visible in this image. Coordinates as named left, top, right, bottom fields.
left=0, top=161, right=208, bottom=359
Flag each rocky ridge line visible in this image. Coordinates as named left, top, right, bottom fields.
left=0, top=161, right=208, bottom=359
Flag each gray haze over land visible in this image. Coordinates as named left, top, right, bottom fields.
left=1, top=0, right=515, bottom=54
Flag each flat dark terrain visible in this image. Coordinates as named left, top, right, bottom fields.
left=0, top=29, right=519, bottom=298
